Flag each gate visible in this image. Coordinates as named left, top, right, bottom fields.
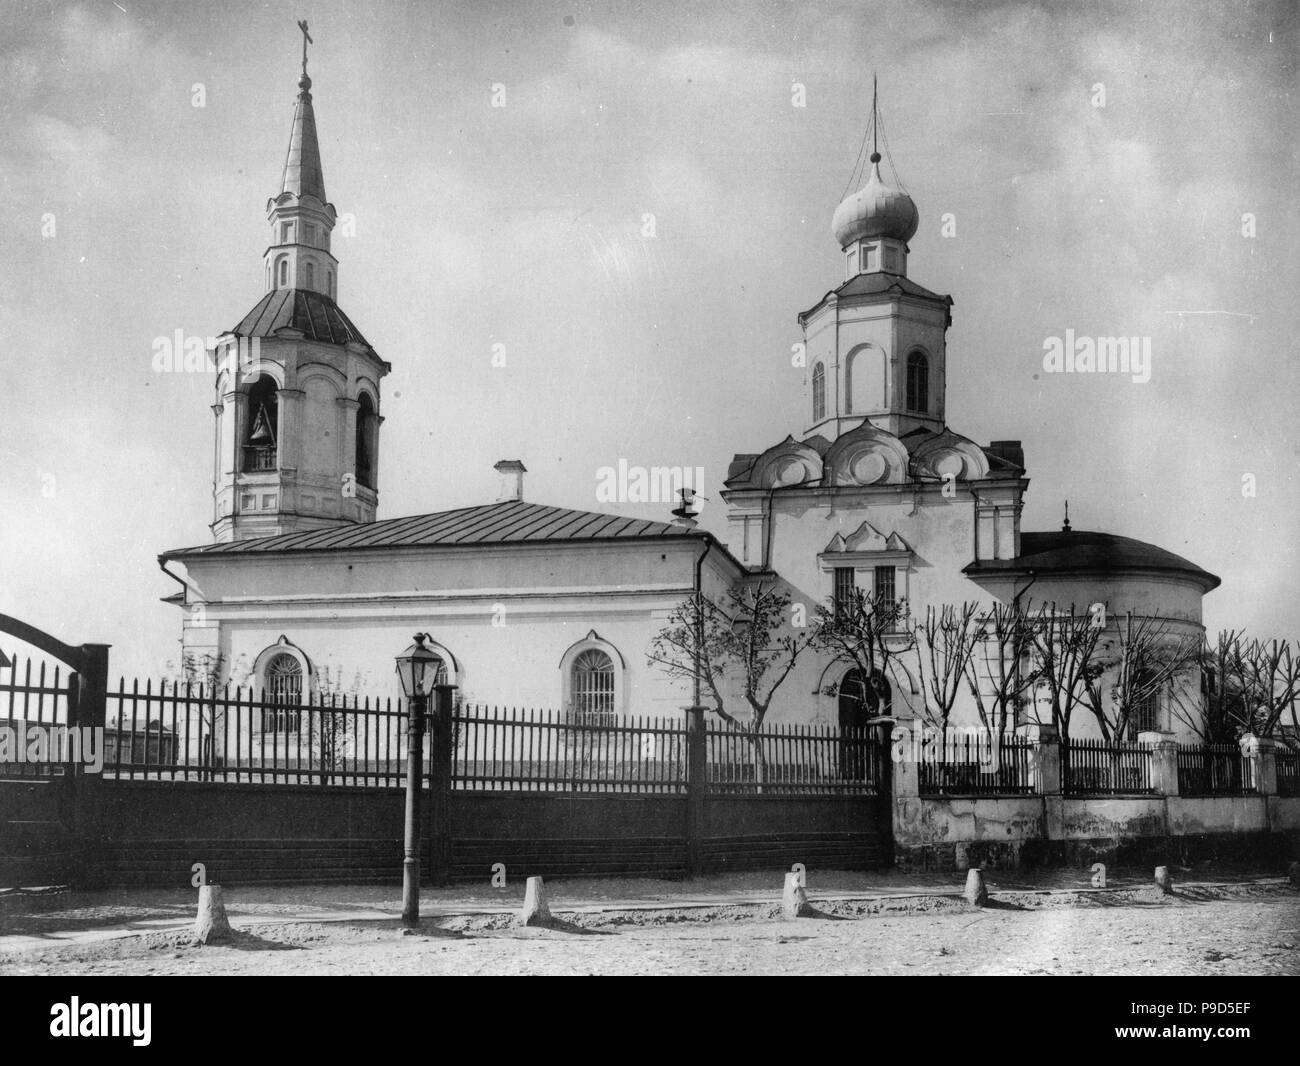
left=0, top=614, right=109, bottom=889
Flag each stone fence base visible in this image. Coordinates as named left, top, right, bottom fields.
left=894, top=794, right=1300, bottom=873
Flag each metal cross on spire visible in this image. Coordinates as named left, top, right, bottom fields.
left=297, top=19, right=313, bottom=76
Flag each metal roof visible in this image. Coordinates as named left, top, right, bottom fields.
left=799, top=271, right=953, bottom=324
left=963, top=530, right=1221, bottom=591
left=232, top=288, right=374, bottom=349
left=166, top=500, right=705, bottom=558
left=281, top=78, right=326, bottom=202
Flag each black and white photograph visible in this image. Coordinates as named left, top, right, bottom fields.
left=0, top=0, right=1296, bottom=1014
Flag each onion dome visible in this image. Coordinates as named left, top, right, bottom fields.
left=831, top=152, right=918, bottom=248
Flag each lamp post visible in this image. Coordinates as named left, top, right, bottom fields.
left=395, top=633, right=440, bottom=928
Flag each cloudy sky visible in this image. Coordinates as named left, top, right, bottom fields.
left=0, top=0, right=1295, bottom=678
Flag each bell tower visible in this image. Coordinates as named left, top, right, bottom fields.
left=210, top=25, right=390, bottom=543
left=800, top=79, right=952, bottom=442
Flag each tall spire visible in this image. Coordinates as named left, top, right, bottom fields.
left=280, top=20, right=325, bottom=202
left=264, top=22, right=338, bottom=299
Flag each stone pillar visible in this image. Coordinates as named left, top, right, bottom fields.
left=1240, top=734, right=1277, bottom=796
left=1023, top=722, right=1061, bottom=844
left=890, top=717, right=921, bottom=800
left=1023, top=722, right=1060, bottom=795
left=889, top=717, right=922, bottom=863
left=1139, top=730, right=1180, bottom=796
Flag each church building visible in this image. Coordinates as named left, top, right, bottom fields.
left=161, top=51, right=1219, bottom=741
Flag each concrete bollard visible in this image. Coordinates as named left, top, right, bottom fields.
left=194, top=884, right=232, bottom=944
left=782, top=871, right=811, bottom=919
left=963, top=868, right=987, bottom=907
left=521, top=875, right=552, bottom=926
left=1154, top=866, right=1173, bottom=894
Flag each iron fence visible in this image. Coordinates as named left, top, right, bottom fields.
left=104, top=679, right=410, bottom=787
left=1276, top=749, right=1299, bottom=798
left=0, top=650, right=72, bottom=779
left=1062, top=737, right=1154, bottom=795
left=1176, top=743, right=1255, bottom=796
left=704, top=721, right=883, bottom=795
left=917, top=733, right=1035, bottom=796
left=451, top=706, right=686, bottom=793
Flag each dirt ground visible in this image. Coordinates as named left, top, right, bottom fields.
left=1, top=879, right=1296, bottom=976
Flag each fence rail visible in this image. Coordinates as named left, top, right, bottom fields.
left=918, top=733, right=1035, bottom=796
left=1062, top=738, right=1153, bottom=796
left=704, top=722, right=883, bottom=795
left=103, top=680, right=411, bottom=787
left=1176, top=743, right=1255, bottom=796
left=452, top=706, right=686, bottom=793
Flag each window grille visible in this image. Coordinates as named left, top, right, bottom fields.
left=571, top=649, right=615, bottom=724
left=263, top=653, right=303, bottom=733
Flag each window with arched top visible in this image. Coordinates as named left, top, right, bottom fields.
left=243, top=375, right=278, bottom=472
left=354, top=392, right=378, bottom=489
left=305, top=262, right=315, bottom=289
left=571, top=649, right=616, bottom=724
left=906, top=351, right=929, bottom=413
left=263, top=653, right=302, bottom=733
left=1126, top=671, right=1161, bottom=740
left=812, top=363, right=826, bottom=422
left=277, top=259, right=288, bottom=287
left=327, top=269, right=334, bottom=299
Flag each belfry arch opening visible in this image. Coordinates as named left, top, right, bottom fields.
left=243, top=375, right=279, bottom=473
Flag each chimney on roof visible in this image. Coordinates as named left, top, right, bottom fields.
left=494, top=459, right=527, bottom=503
left=986, top=440, right=1024, bottom=470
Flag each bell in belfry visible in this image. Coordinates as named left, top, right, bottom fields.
left=249, top=404, right=275, bottom=446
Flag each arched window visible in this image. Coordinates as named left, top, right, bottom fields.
left=305, top=262, right=315, bottom=289
left=355, top=392, right=377, bottom=489
left=812, top=363, right=826, bottom=422
left=906, top=351, right=929, bottom=413
left=243, top=375, right=278, bottom=472
left=838, top=668, right=890, bottom=780
left=327, top=269, right=334, bottom=299
left=277, top=259, right=288, bottom=287
left=571, top=649, right=615, bottom=725
left=263, top=653, right=302, bottom=733
left=1127, top=672, right=1161, bottom=739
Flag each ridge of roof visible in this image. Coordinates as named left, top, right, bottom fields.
left=164, top=499, right=716, bottom=558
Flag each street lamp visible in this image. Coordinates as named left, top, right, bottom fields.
left=395, top=633, right=440, bottom=928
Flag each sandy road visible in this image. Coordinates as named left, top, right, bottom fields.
left=2, top=893, right=1296, bottom=976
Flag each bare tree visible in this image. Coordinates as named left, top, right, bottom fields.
left=649, top=579, right=810, bottom=786
left=1238, top=638, right=1300, bottom=744
left=1022, top=602, right=1105, bottom=742
left=809, top=588, right=914, bottom=716
left=1081, top=613, right=1201, bottom=744
left=962, top=601, right=1034, bottom=741
left=913, top=601, right=982, bottom=743
left=649, top=579, right=807, bottom=728
left=1169, top=630, right=1245, bottom=743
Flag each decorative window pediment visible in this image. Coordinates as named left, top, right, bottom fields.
left=823, top=522, right=912, bottom=556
